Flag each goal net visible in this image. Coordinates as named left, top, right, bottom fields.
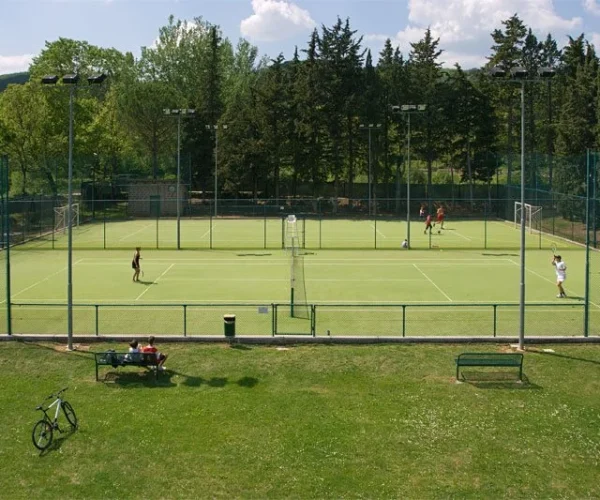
left=290, top=236, right=309, bottom=319
left=54, top=203, right=80, bottom=233
left=514, top=202, right=542, bottom=234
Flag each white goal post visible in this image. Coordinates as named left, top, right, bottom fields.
left=54, top=203, right=80, bottom=233
left=514, top=202, right=542, bottom=234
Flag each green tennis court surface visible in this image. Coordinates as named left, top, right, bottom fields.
left=2, top=218, right=598, bottom=336
left=25, top=218, right=564, bottom=250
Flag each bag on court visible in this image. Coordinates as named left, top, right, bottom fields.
left=131, top=260, right=136, bottom=269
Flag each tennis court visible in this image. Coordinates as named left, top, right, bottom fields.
left=25, top=217, right=562, bottom=250
left=1, top=216, right=598, bottom=337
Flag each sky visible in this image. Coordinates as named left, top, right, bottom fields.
left=2, top=0, right=600, bottom=75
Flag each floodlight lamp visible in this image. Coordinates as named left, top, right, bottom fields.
left=376, top=123, right=382, bottom=128
left=62, top=74, right=79, bottom=85
left=417, top=105, right=427, bottom=111
left=170, top=109, right=181, bottom=115
left=163, top=109, right=171, bottom=115
left=510, top=67, right=528, bottom=79
left=186, top=109, right=196, bottom=115
left=538, top=67, right=556, bottom=79
left=41, top=75, right=59, bottom=85
left=87, top=73, right=107, bottom=85
left=489, top=67, right=506, bottom=78
left=222, top=124, right=228, bottom=130
left=390, top=105, right=400, bottom=113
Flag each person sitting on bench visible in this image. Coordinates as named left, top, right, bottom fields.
left=141, top=336, right=168, bottom=371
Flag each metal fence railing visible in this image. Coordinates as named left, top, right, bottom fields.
left=2, top=302, right=597, bottom=337
left=3, top=194, right=597, bottom=251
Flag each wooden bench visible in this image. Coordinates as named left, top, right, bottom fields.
left=95, top=351, right=160, bottom=381
left=455, top=352, right=524, bottom=381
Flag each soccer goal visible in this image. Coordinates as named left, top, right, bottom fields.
left=54, top=203, right=80, bottom=233
left=514, top=202, right=542, bottom=234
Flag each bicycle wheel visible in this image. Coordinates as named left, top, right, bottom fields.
left=63, top=402, right=78, bottom=430
left=32, top=420, right=53, bottom=450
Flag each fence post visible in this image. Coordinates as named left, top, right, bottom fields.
left=183, top=304, right=187, bottom=337
left=402, top=305, right=406, bottom=337
left=493, top=304, right=497, bottom=337
left=95, top=304, right=99, bottom=336
left=311, top=304, right=316, bottom=336
left=1, top=155, right=12, bottom=335
left=271, top=303, right=276, bottom=336
left=584, top=149, right=591, bottom=337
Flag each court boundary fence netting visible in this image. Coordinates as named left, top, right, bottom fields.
left=0, top=152, right=599, bottom=337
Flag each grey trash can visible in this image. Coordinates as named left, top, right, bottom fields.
left=224, top=314, right=236, bottom=338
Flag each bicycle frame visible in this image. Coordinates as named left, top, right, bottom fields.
left=43, top=397, right=63, bottom=426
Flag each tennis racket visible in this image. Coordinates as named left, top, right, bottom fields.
left=551, top=243, right=557, bottom=258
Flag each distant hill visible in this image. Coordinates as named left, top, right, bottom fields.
left=0, top=72, right=29, bottom=92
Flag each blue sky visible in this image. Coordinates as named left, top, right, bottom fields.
left=2, top=0, right=600, bottom=74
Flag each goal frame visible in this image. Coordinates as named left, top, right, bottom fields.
left=514, top=202, right=542, bottom=234
left=54, top=203, right=80, bottom=233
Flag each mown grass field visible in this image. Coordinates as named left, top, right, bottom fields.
left=0, top=341, right=599, bottom=498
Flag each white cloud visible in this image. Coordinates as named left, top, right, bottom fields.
left=240, top=0, right=316, bottom=42
left=591, top=33, right=600, bottom=51
left=583, top=0, right=600, bottom=16
left=0, top=54, right=33, bottom=74
left=365, top=0, right=582, bottom=68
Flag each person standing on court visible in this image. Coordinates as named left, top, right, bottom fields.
left=552, top=255, right=567, bottom=298
left=132, top=247, right=142, bottom=282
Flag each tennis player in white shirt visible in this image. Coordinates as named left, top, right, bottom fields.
left=552, top=255, right=567, bottom=298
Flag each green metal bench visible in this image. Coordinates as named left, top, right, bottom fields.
left=94, top=352, right=159, bottom=381
left=455, top=352, right=524, bottom=381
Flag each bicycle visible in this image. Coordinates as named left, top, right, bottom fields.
left=31, top=387, right=78, bottom=451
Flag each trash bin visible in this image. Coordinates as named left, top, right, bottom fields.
left=224, top=314, right=236, bottom=338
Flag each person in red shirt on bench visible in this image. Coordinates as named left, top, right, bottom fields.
left=141, top=336, right=168, bottom=371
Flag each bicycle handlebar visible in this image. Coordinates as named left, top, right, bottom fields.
left=46, top=387, right=68, bottom=400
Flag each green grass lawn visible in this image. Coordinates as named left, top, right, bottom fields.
left=1, top=341, right=599, bottom=498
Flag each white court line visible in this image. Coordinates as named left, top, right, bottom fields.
left=199, top=222, right=217, bottom=240
left=77, top=257, right=516, bottom=263
left=0, top=259, right=84, bottom=304
left=17, top=298, right=593, bottom=305
left=413, top=264, right=453, bottom=302
left=158, top=278, right=427, bottom=283
left=370, top=224, right=387, bottom=239
left=509, top=258, right=600, bottom=309
left=119, top=223, right=154, bottom=241
left=135, top=263, right=174, bottom=301
left=450, top=229, right=472, bottom=241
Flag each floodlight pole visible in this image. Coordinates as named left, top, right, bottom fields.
left=165, top=109, right=195, bottom=249
left=208, top=124, right=228, bottom=217
left=518, top=81, right=526, bottom=350
left=176, top=113, right=182, bottom=249
left=490, top=66, right=555, bottom=351
left=42, top=73, right=107, bottom=350
left=359, top=124, right=382, bottom=215
left=392, top=105, right=426, bottom=249
left=66, top=84, right=75, bottom=350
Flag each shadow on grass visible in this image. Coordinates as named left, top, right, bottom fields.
left=532, top=350, right=600, bottom=366
left=38, top=429, right=77, bottom=457
left=102, top=369, right=177, bottom=388
left=135, top=280, right=155, bottom=285
left=481, top=253, right=519, bottom=257
left=102, top=368, right=259, bottom=390
left=459, top=371, right=542, bottom=390
left=236, top=253, right=272, bottom=257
